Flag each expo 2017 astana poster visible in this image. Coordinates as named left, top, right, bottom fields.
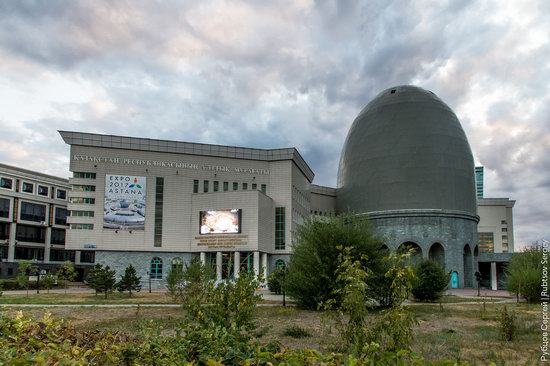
left=104, top=175, right=146, bottom=230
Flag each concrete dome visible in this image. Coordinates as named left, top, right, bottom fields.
left=337, top=85, right=476, bottom=215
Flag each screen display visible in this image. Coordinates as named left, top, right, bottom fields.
left=200, top=209, right=241, bottom=235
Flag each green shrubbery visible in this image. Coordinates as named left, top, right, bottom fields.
left=506, top=247, right=543, bottom=303
left=411, top=260, right=449, bottom=302
left=267, top=267, right=286, bottom=294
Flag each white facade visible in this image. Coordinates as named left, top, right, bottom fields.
left=477, top=198, right=515, bottom=253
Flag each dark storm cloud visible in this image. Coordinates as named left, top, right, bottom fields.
left=0, top=0, right=548, bottom=246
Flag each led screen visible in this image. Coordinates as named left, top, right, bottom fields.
left=200, top=209, right=241, bottom=235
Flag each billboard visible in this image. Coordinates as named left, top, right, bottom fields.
left=104, top=175, right=146, bottom=230
left=200, top=209, right=241, bottom=235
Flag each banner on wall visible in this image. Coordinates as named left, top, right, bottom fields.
left=103, top=175, right=146, bottom=230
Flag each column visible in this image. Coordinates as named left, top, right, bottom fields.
left=234, top=251, right=240, bottom=279
left=253, top=251, right=260, bottom=278
left=491, top=262, right=497, bottom=290
left=216, top=251, right=223, bottom=281
left=43, top=227, right=52, bottom=263
left=75, top=250, right=81, bottom=265
left=261, top=253, right=268, bottom=286
left=8, top=223, right=16, bottom=262
left=200, top=252, right=206, bottom=265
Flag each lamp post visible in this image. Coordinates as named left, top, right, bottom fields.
left=475, top=271, right=481, bottom=297
left=36, top=268, right=40, bottom=294
left=147, top=271, right=152, bottom=293
left=282, top=268, right=286, bottom=307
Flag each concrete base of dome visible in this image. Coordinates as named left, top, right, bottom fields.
left=360, top=210, right=479, bottom=289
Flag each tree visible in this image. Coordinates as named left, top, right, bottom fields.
left=267, top=267, right=287, bottom=295
left=94, top=266, right=116, bottom=299
left=506, top=247, right=543, bottom=303
left=86, top=263, right=103, bottom=295
left=285, top=214, right=385, bottom=309
left=56, top=261, right=77, bottom=292
left=117, top=264, right=142, bottom=297
left=166, top=260, right=185, bottom=301
left=411, top=260, right=449, bottom=302
left=42, top=272, right=56, bottom=294
left=16, top=261, right=38, bottom=296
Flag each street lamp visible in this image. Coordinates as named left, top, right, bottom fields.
left=147, top=271, right=152, bottom=293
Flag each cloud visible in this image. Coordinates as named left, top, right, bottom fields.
left=0, top=0, right=548, bottom=246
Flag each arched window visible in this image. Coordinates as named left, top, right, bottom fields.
left=150, top=257, right=163, bottom=279
left=275, top=259, right=286, bottom=270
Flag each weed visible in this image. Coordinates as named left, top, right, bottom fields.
left=498, top=305, right=516, bottom=341
left=282, top=325, right=311, bottom=338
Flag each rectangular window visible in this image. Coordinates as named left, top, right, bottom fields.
left=0, top=177, right=13, bottom=190
left=501, top=220, right=507, bottom=225
left=71, top=210, right=94, bottom=217
left=57, top=189, right=67, bottom=200
left=16, top=224, right=46, bottom=243
left=193, top=180, right=199, bottom=193
left=252, top=183, right=257, bottom=190
left=478, top=232, right=494, bottom=253
left=0, top=198, right=9, bottom=218
left=502, top=235, right=508, bottom=240
left=203, top=180, right=209, bottom=193
left=50, top=249, right=75, bottom=262
left=54, top=207, right=68, bottom=225
left=51, top=228, right=65, bottom=245
left=80, top=251, right=95, bottom=263
left=73, top=172, right=96, bottom=179
left=69, top=197, right=95, bottom=204
left=501, top=228, right=507, bottom=232
left=275, top=207, right=286, bottom=250
left=72, top=185, right=96, bottom=192
left=70, top=224, right=94, bottom=230
left=154, top=177, right=164, bottom=247
left=0, top=222, right=9, bottom=240
left=20, top=202, right=47, bottom=222
left=242, top=183, right=248, bottom=190
left=37, top=185, right=49, bottom=196
left=15, top=247, right=44, bottom=261
left=22, top=182, right=34, bottom=193
left=233, top=182, right=238, bottom=191
left=0, top=245, right=7, bottom=260
left=223, top=182, right=229, bottom=191
left=213, top=181, right=219, bottom=192
left=261, top=184, right=267, bottom=194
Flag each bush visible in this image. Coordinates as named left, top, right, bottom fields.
left=506, top=247, right=543, bottom=303
left=411, top=260, right=449, bottom=302
left=498, top=306, right=516, bottom=341
left=267, top=267, right=287, bottom=294
left=117, top=264, right=142, bottom=296
left=283, top=325, right=311, bottom=338
left=285, top=214, right=385, bottom=309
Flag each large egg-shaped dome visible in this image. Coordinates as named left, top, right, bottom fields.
left=337, top=85, right=476, bottom=215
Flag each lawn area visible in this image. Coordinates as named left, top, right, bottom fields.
left=1, top=301, right=539, bottom=364
left=0, top=291, right=174, bottom=304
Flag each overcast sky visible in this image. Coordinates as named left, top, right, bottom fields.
left=0, top=0, right=548, bottom=248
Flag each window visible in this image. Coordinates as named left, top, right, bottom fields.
left=154, top=177, right=164, bottom=247
left=54, top=207, right=68, bottom=225
left=501, top=220, right=507, bottom=225
left=171, top=257, right=183, bottom=271
left=15, top=247, right=44, bottom=261
left=275, top=259, right=286, bottom=270
left=51, top=228, right=65, bottom=245
left=0, top=198, right=10, bottom=218
left=0, top=245, right=7, bottom=260
left=80, top=251, right=95, bottom=263
left=37, top=185, right=49, bottom=196
left=193, top=180, right=199, bottom=193
left=70, top=224, right=94, bottom=230
left=69, top=197, right=95, bottom=204
left=73, top=185, right=96, bottom=192
left=213, top=181, right=219, bottom=192
left=223, top=182, right=229, bottom=191
left=22, top=182, right=34, bottom=193
left=261, top=184, right=267, bottom=194
left=478, top=232, right=494, bottom=253
left=203, top=180, right=209, bottom=193
left=50, top=249, right=75, bottom=262
left=16, top=224, right=46, bottom=243
left=502, top=228, right=508, bottom=232
left=275, top=207, right=286, bottom=250
left=20, top=202, right=46, bottom=222
left=242, top=183, right=248, bottom=190
left=57, top=189, right=67, bottom=200
left=502, top=235, right=508, bottom=240
left=0, top=177, right=13, bottom=190
left=71, top=210, right=94, bottom=217
left=233, top=182, right=238, bottom=190
left=73, top=172, right=96, bottom=179
left=252, top=183, right=257, bottom=190
left=0, top=222, right=9, bottom=240
left=150, top=257, right=163, bottom=279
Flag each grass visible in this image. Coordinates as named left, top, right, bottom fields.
left=0, top=298, right=539, bottom=364
left=0, top=291, right=174, bottom=304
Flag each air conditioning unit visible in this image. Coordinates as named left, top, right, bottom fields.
left=40, top=221, right=47, bottom=226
